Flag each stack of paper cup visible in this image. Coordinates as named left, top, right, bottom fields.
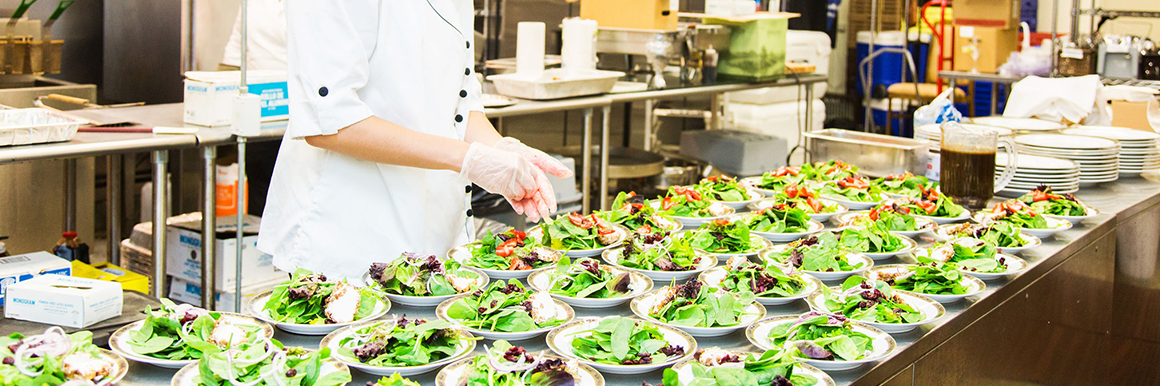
left=562, top=18, right=598, bottom=71
left=516, top=21, right=546, bottom=78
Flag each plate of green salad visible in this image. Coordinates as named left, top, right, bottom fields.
left=602, top=231, right=717, bottom=282
left=171, top=341, right=351, bottom=386
left=834, top=223, right=918, bottom=260
left=699, top=256, right=824, bottom=305
left=693, top=175, right=764, bottom=210
left=746, top=312, right=895, bottom=371
left=678, top=218, right=774, bottom=259
left=546, top=316, right=695, bottom=374
left=873, top=172, right=937, bottom=198
left=110, top=298, right=273, bottom=369
left=743, top=166, right=810, bottom=196
left=804, top=159, right=859, bottom=181
left=973, top=200, right=1073, bottom=238
left=866, top=263, right=986, bottom=303
left=631, top=280, right=766, bottom=337
left=366, top=374, right=423, bottom=386
left=750, top=183, right=850, bottom=223
left=1, top=327, right=128, bottom=386
left=834, top=203, right=936, bottom=239
left=762, top=232, right=873, bottom=282
left=437, top=279, right=574, bottom=340
left=435, top=340, right=604, bottom=386
left=527, top=256, right=653, bottom=308
left=818, top=176, right=885, bottom=210
left=321, top=316, right=477, bottom=376
left=933, top=222, right=1042, bottom=254
left=912, top=238, right=1029, bottom=280
left=364, top=252, right=489, bottom=307
left=653, top=186, right=737, bottom=228
left=649, top=348, right=834, bottom=386
left=530, top=212, right=630, bottom=257
left=451, top=228, right=563, bottom=280
left=1015, top=185, right=1097, bottom=222
left=249, top=268, right=390, bottom=335
left=738, top=204, right=825, bottom=243
left=598, top=191, right=683, bottom=233
left=809, top=277, right=945, bottom=333
left=898, top=187, right=970, bottom=225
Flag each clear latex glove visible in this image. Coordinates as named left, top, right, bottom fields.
left=494, top=137, right=574, bottom=178
left=460, top=142, right=538, bottom=202
left=506, top=167, right=556, bottom=223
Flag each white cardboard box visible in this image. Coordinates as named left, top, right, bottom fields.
left=166, top=214, right=285, bottom=292
left=0, top=251, right=72, bottom=303
left=168, top=276, right=283, bottom=312
left=183, top=70, right=289, bottom=127
left=4, top=275, right=122, bottom=328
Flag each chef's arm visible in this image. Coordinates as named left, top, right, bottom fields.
left=304, top=117, right=468, bottom=172
left=464, top=111, right=502, bottom=147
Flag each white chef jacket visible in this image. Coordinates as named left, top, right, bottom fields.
left=220, top=0, right=287, bottom=71
left=258, top=0, right=484, bottom=281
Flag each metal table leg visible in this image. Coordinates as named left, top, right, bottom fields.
left=581, top=108, right=592, bottom=214
left=64, top=159, right=76, bottom=232
left=106, top=155, right=122, bottom=265
left=151, top=150, right=169, bottom=298
left=235, top=138, right=247, bottom=312
left=990, top=85, right=999, bottom=116
left=643, top=99, right=654, bottom=151
left=804, top=84, right=815, bottom=161
left=600, top=105, right=611, bottom=211
left=201, top=146, right=217, bottom=310
left=709, top=93, right=720, bottom=129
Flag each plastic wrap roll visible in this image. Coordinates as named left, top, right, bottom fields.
left=516, top=21, right=546, bottom=78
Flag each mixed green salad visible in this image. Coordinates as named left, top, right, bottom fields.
left=263, top=268, right=379, bottom=325
left=367, top=374, right=420, bottom=386
left=978, top=200, right=1050, bottom=229
left=743, top=204, right=812, bottom=234
left=821, top=277, right=925, bottom=324
left=767, top=312, right=874, bottom=361
left=1, top=328, right=119, bottom=386
left=684, top=219, right=763, bottom=254
left=803, top=159, right=859, bottom=181
left=769, top=184, right=838, bottom=214
left=460, top=340, right=577, bottom=386
left=766, top=232, right=866, bottom=273
left=444, top=280, right=566, bottom=332
left=193, top=340, right=350, bottom=386
left=649, top=349, right=818, bottom=386
left=921, top=239, right=1010, bottom=274
left=657, top=186, right=734, bottom=218
left=599, top=191, right=679, bottom=233
left=469, top=228, right=560, bottom=271
left=543, top=257, right=634, bottom=299
left=820, top=176, right=884, bottom=203
left=754, top=166, right=809, bottom=191
left=616, top=231, right=705, bottom=272
left=939, top=222, right=1029, bottom=249
left=875, top=262, right=973, bottom=296
left=368, top=253, right=482, bottom=296
left=839, top=202, right=921, bottom=232
left=643, top=281, right=755, bottom=328
left=569, top=317, right=686, bottom=365
left=128, top=298, right=264, bottom=361
left=336, top=316, right=469, bottom=367
left=837, top=221, right=909, bottom=254
left=694, top=175, right=754, bottom=202
left=898, top=186, right=966, bottom=218
left=541, top=212, right=623, bottom=251
left=873, top=172, right=936, bottom=197
left=1016, top=185, right=1089, bottom=217
left=715, top=258, right=813, bottom=298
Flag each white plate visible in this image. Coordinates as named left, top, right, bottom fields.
left=527, top=266, right=653, bottom=308
left=807, top=289, right=944, bottom=334
left=748, top=198, right=849, bottom=223
left=1042, top=206, right=1099, bottom=222
left=602, top=246, right=718, bottom=283
left=761, top=245, right=873, bottom=283
left=674, top=230, right=772, bottom=260
left=859, top=235, right=918, bottom=261
left=436, top=294, right=575, bottom=340
left=362, top=267, right=490, bottom=307
left=746, top=315, right=896, bottom=371
left=481, top=93, right=517, bottom=108
left=971, top=212, right=1073, bottom=238
left=435, top=354, right=605, bottom=386
left=911, top=248, right=1030, bottom=280
left=821, top=194, right=886, bottom=210
left=751, top=219, right=825, bottom=243
left=247, top=290, right=391, bottom=336
left=320, top=318, right=477, bottom=376
left=630, top=288, right=766, bottom=337
left=865, top=264, right=986, bottom=303
left=698, top=266, right=824, bottom=305
left=972, top=116, right=1065, bottom=131
left=740, top=176, right=785, bottom=197
left=916, top=210, right=972, bottom=225
left=448, top=243, right=560, bottom=280
left=667, top=355, right=835, bottom=386
left=833, top=211, right=936, bottom=238
left=931, top=224, right=1042, bottom=254
left=546, top=317, right=696, bottom=375
left=110, top=313, right=274, bottom=369
left=1063, top=126, right=1160, bottom=141
left=1016, top=134, right=1120, bottom=150
left=710, top=189, right=765, bottom=211
left=528, top=224, right=629, bottom=258
left=171, top=350, right=347, bottom=386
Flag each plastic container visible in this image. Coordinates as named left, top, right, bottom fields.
left=856, top=31, right=907, bottom=95
left=726, top=99, right=826, bottom=157
left=786, top=30, right=833, bottom=77
left=0, top=108, right=85, bottom=147
left=488, top=68, right=624, bottom=100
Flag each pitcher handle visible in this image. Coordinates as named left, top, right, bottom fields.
left=994, top=137, right=1018, bottom=193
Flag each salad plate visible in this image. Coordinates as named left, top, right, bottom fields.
left=676, top=223, right=774, bottom=261
left=320, top=316, right=477, bottom=376
left=527, top=258, right=654, bottom=308
left=750, top=198, right=849, bottom=223
left=834, top=211, right=936, bottom=238
left=698, top=264, right=824, bottom=305
left=247, top=269, right=392, bottom=336
left=972, top=211, right=1073, bottom=238
left=364, top=253, right=490, bottom=307
left=436, top=280, right=576, bottom=340
left=741, top=176, right=781, bottom=197
left=932, top=222, right=1043, bottom=254
left=435, top=344, right=605, bottom=386
left=653, top=186, right=737, bottom=228
left=171, top=346, right=350, bottom=386
left=247, top=289, right=390, bottom=336
left=1, top=327, right=129, bottom=386
left=630, top=281, right=767, bottom=337
left=762, top=241, right=873, bottom=283
left=808, top=282, right=944, bottom=334
left=602, top=245, right=717, bottom=282
left=746, top=313, right=896, bottom=371
left=709, top=190, right=764, bottom=211
left=450, top=228, right=562, bottom=280
left=109, top=306, right=275, bottom=369
left=694, top=175, right=766, bottom=211
left=1013, top=185, right=1099, bottom=222
left=599, top=192, right=685, bottom=233
left=917, top=210, right=971, bottom=225
left=663, top=349, right=835, bottom=386
left=820, top=195, right=885, bottom=211
left=528, top=220, right=630, bottom=258
left=865, top=264, right=986, bottom=303
left=911, top=242, right=1030, bottom=280
left=859, top=234, right=917, bottom=261
left=546, top=316, right=696, bottom=374
left=751, top=219, right=825, bottom=243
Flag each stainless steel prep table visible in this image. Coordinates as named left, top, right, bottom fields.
left=115, top=175, right=1160, bottom=385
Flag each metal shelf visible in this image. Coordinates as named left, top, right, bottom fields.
left=1083, top=9, right=1160, bottom=19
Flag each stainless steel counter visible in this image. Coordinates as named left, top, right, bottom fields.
left=116, top=175, right=1160, bottom=386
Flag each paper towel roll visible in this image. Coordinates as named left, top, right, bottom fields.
left=516, top=22, right=546, bottom=78
left=562, top=18, right=598, bottom=71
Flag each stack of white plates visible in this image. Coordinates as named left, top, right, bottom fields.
left=970, top=116, right=1065, bottom=132
left=994, top=153, right=1081, bottom=197
left=916, top=123, right=1014, bottom=148
left=1015, top=134, right=1121, bottom=185
left=1061, top=126, right=1160, bottom=176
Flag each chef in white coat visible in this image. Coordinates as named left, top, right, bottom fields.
left=258, top=0, right=570, bottom=280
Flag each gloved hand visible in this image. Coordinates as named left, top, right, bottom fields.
left=494, top=137, right=574, bottom=178
left=461, top=143, right=554, bottom=222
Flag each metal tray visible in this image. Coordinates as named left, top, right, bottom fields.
left=804, top=129, right=930, bottom=177
left=488, top=68, right=624, bottom=100
left=0, top=108, right=86, bottom=146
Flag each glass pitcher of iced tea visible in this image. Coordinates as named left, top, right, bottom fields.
left=940, top=122, right=1018, bottom=209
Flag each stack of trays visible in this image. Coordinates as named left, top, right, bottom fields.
left=916, top=123, right=1014, bottom=148
left=1015, top=134, right=1120, bottom=185
left=994, top=153, right=1081, bottom=197
left=1061, top=126, right=1160, bottom=176
left=970, top=116, right=1065, bottom=132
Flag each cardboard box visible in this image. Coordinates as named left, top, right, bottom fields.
left=183, top=70, right=289, bottom=127
left=168, top=276, right=283, bottom=312
left=953, top=26, right=1019, bottom=74
left=4, top=275, right=122, bottom=328
left=119, top=239, right=154, bottom=283
left=0, top=252, right=71, bottom=303
left=166, top=214, right=284, bottom=292
left=71, top=261, right=150, bottom=294
left=953, top=0, right=1020, bottom=29
left=577, top=0, right=678, bottom=30
left=1111, top=100, right=1158, bottom=133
